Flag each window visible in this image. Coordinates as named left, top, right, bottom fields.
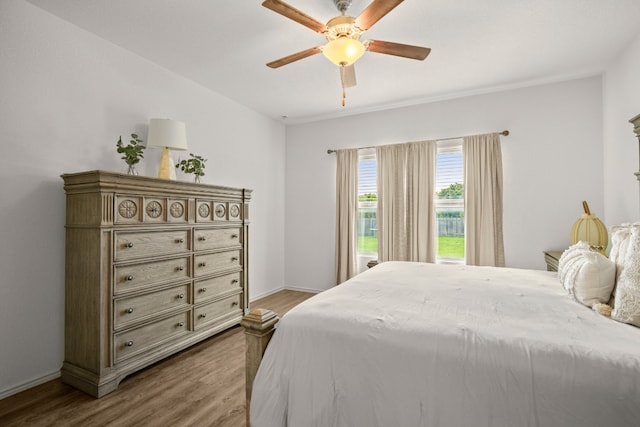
left=357, top=148, right=377, bottom=272
left=355, top=141, right=465, bottom=267
left=435, top=139, right=464, bottom=263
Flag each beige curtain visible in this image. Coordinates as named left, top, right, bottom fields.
left=335, top=148, right=359, bottom=284
left=377, top=141, right=436, bottom=262
left=464, top=133, right=505, bottom=267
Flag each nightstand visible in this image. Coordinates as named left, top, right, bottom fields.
left=543, top=250, right=563, bottom=272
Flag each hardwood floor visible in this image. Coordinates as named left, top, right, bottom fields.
left=0, top=290, right=314, bottom=427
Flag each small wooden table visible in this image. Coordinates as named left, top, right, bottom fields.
left=543, top=250, right=563, bottom=272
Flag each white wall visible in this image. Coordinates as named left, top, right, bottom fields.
left=603, top=33, right=640, bottom=224
left=285, top=77, right=605, bottom=292
left=4, top=0, right=637, bottom=401
left=0, top=0, right=286, bottom=397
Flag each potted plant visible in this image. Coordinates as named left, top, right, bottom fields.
left=176, top=153, right=207, bottom=183
left=116, top=133, right=145, bottom=175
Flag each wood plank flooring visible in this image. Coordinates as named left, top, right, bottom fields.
left=0, top=290, right=314, bottom=427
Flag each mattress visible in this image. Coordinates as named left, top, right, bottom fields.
left=250, top=261, right=640, bottom=427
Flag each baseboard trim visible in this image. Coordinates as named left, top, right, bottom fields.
left=250, top=286, right=319, bottom=302
left=283, top=285, right=321, bottom=295
left=0, top=371, right=60, bottom=400
left=249, top=286, right=285, bottom=302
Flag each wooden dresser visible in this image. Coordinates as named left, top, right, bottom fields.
left=61, top=170, right=251, bottom=397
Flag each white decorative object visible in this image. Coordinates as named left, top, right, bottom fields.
left=630, top=113, right=640, bottom=210
left=609, top=224, right=634, bottom=286
left=557, top=241, right=616, bottom=307
left=612, top=225, right=640, bottom=327
left=146, top=118, right=188, bottom=180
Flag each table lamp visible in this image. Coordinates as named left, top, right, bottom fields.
left=146, top=118, right=188, bottom=180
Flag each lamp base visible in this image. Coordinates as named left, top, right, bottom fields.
left=157, top=147, right=176, bottom=180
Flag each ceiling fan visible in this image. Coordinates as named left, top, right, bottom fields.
left=262, top=0, right=431, bottom=106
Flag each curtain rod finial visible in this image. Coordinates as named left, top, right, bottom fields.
left=501, top=130, right=510, bottom=136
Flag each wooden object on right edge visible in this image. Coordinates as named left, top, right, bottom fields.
left=241, top=308, right=280, bottom=427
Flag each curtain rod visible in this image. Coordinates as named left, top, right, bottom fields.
left=326, top=130, right=509, bottom=154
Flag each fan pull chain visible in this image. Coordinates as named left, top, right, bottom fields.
left=340, top=63, right=347, bottom=107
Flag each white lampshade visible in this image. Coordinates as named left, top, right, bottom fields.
left=322, top=38, right=365, bottom=66
left=146, top=118, right=188, bottom=150
left=146, top=118, right=188, bottom=180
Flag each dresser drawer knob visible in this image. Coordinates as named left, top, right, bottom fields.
left=200, top=287, right=207, bottom=293
left=199, top=262, right=206, bottom=267
left=231, top=256, right=239, bottom=262
left=126, top=242, right=134, bottom=248
left=126, top=307, right=134, bottom=314
left=198, top=236, right=206, bottom=241
left=177, top=293, right=185, bottom=299
left=200, top=313, right=207, bottom=318
left=176, top=266, right=184, bottom=271
left=231, top=234, right=239, bottom=239
left=126, top=341, right=134, bottom=347
left=232, top=279, right=239, bottom=284
left=176, top=238, right=184, bottom=243
left=231, top=301, right=239, bottom=307
left=126, top=275, right=134, bottom=281
left=177, top=321, right=185, bottom=327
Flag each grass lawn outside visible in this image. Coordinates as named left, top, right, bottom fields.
left=358, top=236, right=464, bottom=259
left=358, top=236, right=378, bottom=254
left=438, top=236, right=464, bottom=259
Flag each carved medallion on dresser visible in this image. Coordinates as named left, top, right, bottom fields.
left=61, top=170, right=251, bottom=397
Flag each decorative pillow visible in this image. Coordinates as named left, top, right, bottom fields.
left=558, top=241, right=616, bottom=307
left=611, top=226, right=640, bottom=327
left=607, top=224, right=635, bottom=306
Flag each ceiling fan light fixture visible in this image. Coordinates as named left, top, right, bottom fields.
left=322, top=37, right=365, bottom=66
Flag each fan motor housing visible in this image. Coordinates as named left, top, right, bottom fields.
left=325, top=16, right=362, bottom=41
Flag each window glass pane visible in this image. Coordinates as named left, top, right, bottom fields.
left=357, top=148, right=377, bottom=272
left=436, top=141, right=464, bottom=261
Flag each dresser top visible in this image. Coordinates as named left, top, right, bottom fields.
left=62, top=170, right=252, bottom=200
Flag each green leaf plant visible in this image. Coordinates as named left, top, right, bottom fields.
left=116, top=134, right=145, bottom=166
left=176, top=153, right=207, bottom=177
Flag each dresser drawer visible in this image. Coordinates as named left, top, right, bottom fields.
left=194, top=250, right=242, bottom=277
left=115, top=256, right=190, bottom=294
left=115, top=230, right=190, bottom=261
left=194, top=294, right=242, bottom=330
left=194, top=228, right=241, bottom=252
left=114, top=284, right=190, bottom=330
left=114, top=311, right=190, bottom=363
left=194, top=272, right=242, bottom=303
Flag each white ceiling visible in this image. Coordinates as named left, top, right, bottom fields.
left=26, top=0, right=640, bottom=124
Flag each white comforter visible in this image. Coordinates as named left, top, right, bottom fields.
left=250, top=262, right=640, bottom=427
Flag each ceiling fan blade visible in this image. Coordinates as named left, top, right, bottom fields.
left=355, top=0, right=404, bottom=31
left=366, top=40, right=431, bottom=60
left=262, top=0, right=326, bottom=33
left=340, top=64, right=357, bottom=88
left=267, top=46, right=323, bottom=68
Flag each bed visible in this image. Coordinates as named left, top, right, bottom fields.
left=243, top=260, right=640, bottom=427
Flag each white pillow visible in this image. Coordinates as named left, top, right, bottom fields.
left=558, top=241, right=616, bottom=307
left=611, top=226, right=640, bottom=327
left=607, top=224, right=636, bottom=306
